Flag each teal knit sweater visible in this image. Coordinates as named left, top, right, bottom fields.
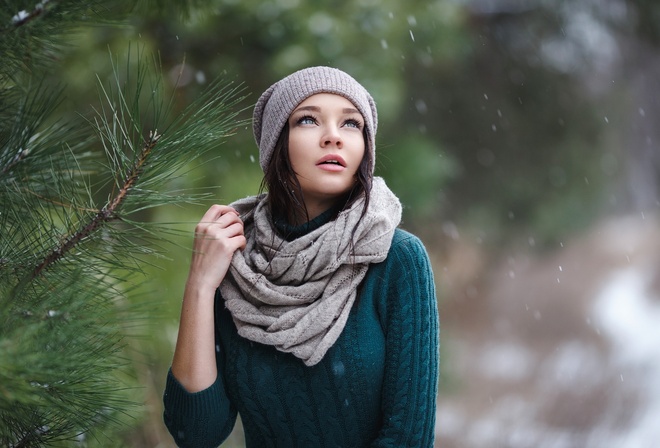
left=163, top=218, right=439, bottom=448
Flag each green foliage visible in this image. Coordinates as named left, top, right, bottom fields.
left=396, top=4, right=612, bottom=246
left=0, top=1, right=134, bottom=74
left=379, top=134, right=459, bottom=221
left=1, top=1, right=247, bottom=445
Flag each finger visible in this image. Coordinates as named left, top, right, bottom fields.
left=236, top=235, right=247, bottom=250
left=200, top=204, right=238, bottom=223
left=197, top=218, right=243, bottom=241
left=215, top=205, right=239, bottom=219
left=210, top=211, right=244, bottom=230
left=227, top=234, right=247, bottom=252
left=199, top=204, right=223, bottom=222
left=222, top=221, right=245, bottom=238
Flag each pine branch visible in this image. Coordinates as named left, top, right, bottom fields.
left=0, top=148, right=29, bottom=176
left=29, top=130, right=161, bottom=281
left=9, top=0, right=53, bottom=28
left=2, top=23, right=246, bottom=441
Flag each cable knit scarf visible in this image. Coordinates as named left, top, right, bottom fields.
left=220, top=177, right=402, bottom=366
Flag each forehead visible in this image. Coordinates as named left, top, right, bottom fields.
left=294, top=93, right=359, bottom=111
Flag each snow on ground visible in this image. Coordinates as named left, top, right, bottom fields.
left=594, top=267, right=660, bottom=447
left=435, top=214, right=660, bottom=448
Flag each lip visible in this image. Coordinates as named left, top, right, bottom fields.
left=316, top=154, right=347, bottom=168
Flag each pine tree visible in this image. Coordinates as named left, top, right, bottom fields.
left=1, top=1, right=245, bottom=445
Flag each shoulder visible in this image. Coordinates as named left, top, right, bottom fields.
left=364, top=228, right=438, bottom=333
left=367, top=228, right=434, bottom=286
left=387, top=228, right=431, bottom=267
left=391, top=227, right=424, bottom=247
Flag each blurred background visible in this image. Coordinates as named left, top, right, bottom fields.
left=36, top=0, right=660, bottom=446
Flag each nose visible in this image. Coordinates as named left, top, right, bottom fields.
left=321, top=125, right=343, bottom=149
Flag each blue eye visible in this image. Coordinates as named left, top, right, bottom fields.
left=344, top=118, right=363, bottom=129
left=297, top=115, right=317, bottom=125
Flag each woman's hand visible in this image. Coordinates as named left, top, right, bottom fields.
left=186, top=205, right=247, bottom=294
left=171, top=204, right=246, bottom=392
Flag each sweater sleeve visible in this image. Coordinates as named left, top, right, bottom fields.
left=162, top=293, right=238, bottom=448
left=371, top=231, right=439, bottom=448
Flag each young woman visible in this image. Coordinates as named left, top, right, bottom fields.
left=163, top=66, right=439, bottom=447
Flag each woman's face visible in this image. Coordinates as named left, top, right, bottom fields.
left=287, top=93, right=366, bottom=217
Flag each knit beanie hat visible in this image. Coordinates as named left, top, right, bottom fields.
left=253, top=66, right=378, bottom=174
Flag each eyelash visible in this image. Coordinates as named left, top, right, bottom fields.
left=296, top=114, right=317, bottom=125
left=295, top=114, right=363, bottom=129
left=344, top=118, right=363, bottom=129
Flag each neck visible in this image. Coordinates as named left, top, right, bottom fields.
left=290, top=197, right=339, bottom=225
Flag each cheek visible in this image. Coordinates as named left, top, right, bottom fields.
left=353, top=143, right=366, bottom=166
left=287, top=136, right=306, bottom=169
left=349, top=152, right=365, bottom=178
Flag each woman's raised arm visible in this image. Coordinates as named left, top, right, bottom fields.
left=170, top=204, right=246, bottom=392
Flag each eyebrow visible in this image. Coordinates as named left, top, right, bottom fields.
left=292, top=105, right=361, bottom=115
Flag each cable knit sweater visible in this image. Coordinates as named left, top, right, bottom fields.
left=163, top=215, right=439, bottom=448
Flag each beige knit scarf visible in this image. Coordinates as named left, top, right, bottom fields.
left=220, top=177, right=402, bottom=366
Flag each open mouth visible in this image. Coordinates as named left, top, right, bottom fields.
left=319, top=160, right=343, bottom=166
left=317, top=155, right=347, bottom=167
